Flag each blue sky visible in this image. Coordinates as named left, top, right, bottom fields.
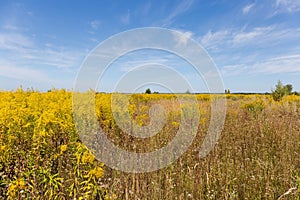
left=0, top=0, right=300, bottom=93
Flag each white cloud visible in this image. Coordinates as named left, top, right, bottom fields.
left=233, top=26, right=274, bottom=44
left=0, top=58, right=48, bottom=81
left=275, top=0, right=300, bottom=13
left=200, top=25, right=300, bottom=77
left=242, top=3, right=255, bottom=14
left=3, top=24, right=20, bottom=31
left=0, top=31, right=80, bottom=89
left=174, top=31, right=193, bottom=47
left=0, top=33, right=33, bottom=51
left=0, top=31, right=82, bottom=69
left=200, top=30, right=230, bottom=50
left=221, top=54, right=300, bottom=76
left=200, top=26, right=292, bottom=50
left=90, top=20, right=100, bottom=30
left=162, top=0, right=194, bottom=26
left=27, top=48, right=81, bottom=68
left=221, top=64, right=248, bottom=76
left=253, top=54, right=300, bottom=74
left=118, top=59, right=170, bottom=72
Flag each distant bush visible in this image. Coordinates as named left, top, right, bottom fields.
left=242, top=99, right=265, bottom=114
left=145, top=88, right=151, bottom=94
left=271, top=80, right=292, bottom=101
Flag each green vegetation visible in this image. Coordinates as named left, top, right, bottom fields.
left=271, top=80, right=293, bottom=101
left=1, top=90, right=300, bottom=199
left=145, top=88, right=152, bottom=94
left=225, top=89, right=231, bottom=94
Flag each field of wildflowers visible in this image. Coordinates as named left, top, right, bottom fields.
left=0, top=89, right=299, bottom=199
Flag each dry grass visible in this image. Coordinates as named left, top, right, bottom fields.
left=0, top=91, right=299, bottom=199
left=101, top=94, right=300, bottom=200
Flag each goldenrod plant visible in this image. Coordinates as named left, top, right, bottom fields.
left=0, top=89, right=299, bottom=199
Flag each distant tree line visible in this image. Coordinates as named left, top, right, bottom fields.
left=144, top=81, right=299, bottom=100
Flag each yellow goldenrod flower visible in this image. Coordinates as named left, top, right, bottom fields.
left=81, top=150, right=95, bottom=164
left=17, top=178, right=25, bottom=189
left=60, top=144, right=67, bottom=153
left=7, top=178, right=25, bottom=198
left=88, top=166, right=104, bottom=179
left=0, top=145, right=6, bottom=151
left=172, top=121, right=179, bottom=127
left=105, top=193, right=117, bottom=200
left=39, top=130, right=46, bottom=137
left=8, top=135, right=17, bottom=141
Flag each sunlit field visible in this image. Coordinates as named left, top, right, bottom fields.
left=0, top=89, right=300, bottom=199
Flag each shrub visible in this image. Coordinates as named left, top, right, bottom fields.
left=271, top=80, right=292, bottom=101
left=242, top=99, right=265, bottom=113
left=145, top=88, right=151, bottom=94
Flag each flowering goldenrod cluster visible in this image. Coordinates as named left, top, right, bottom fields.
left=88, top=166, right=104, bottom=179
left=3, top=89, right=297, bottom=199
left=7, top=178, right=25, bottom=199
left=0, top=89, right=107, bottom=199
left=81, top=150, right=95, bottom=164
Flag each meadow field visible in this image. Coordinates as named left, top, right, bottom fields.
left=0, top=89, right=300, bottom=199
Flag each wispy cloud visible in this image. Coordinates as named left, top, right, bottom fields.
left=221, top=54, right=300, bottom=76
left=242, top=3, right=255, bottom=14
left=0, top=6, right=81, bottom=88
left=221, top=64, right=247, bottom=76
left=89, top=20, right=100, bottom=30
left=203, top=27, right=266, bottom=49
left=200, top=30, right=230, bottom=51
left=233, top=26, right=274, bottom=44
left=162, top=0, right=194, bottom=26
left=3, top=24, right=20, bottom=31
left=199, top=27, right=272, bottom=51
left=117, top=57, right=171, bottom=72
left=24, top=48, right=81, bottom=69
left=275, top=0, right=300, bottom=13
left=253, top=54, right=300, bottom=74
left=0, top=58, right=48, bottom=82
left=0, top=30, right=81, bottom=69
left=173, top=30, right=193, bottom=47
left=109, top=51, right=189, bottom=73
left=0, top=32, right=33, bottom=51
left=119, top=60, right=169, bottom=72
left=200, top=24, right=300, bottom=78
left=200, top=25, right=300, bottom=51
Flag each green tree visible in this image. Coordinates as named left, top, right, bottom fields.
left=285, top=84, right=293, bottom=94
left=271, top=80, right=292, bottom=101
left=145, top=88, right=151, bottom=94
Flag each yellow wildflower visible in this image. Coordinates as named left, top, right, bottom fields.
left=8, top=135, right=17, bottom=141
left=105, top=193, right=117, bottom=200
left=7, top=178, right=25, bottom=198
left=39, top=130, right=46, bottom=137
left=60, top=144, right=67, bottom=153
left=17, top=178, right=25, bottom=188
left=81, top=150, right=95, bottom=164
left=0, top=145, right=6, bottom=151
left=88, top=166, right=104, bottom=179
left=172, top=121, right=179, bottom=127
